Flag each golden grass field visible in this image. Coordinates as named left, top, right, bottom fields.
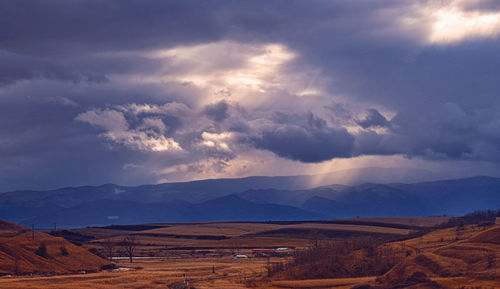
left=0, top=256, right=275, bottom=289
left=82, top=220, right=412, bottom=251
left=1, top=217, right=500, bottom=289
left=271, top=277, right=377, bottom=288
left=61, top=219, right=415, bottom=262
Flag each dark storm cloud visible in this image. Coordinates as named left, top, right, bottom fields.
left=251, top=113, right=354, bottom=162
left=0, top=0, right=229, bottom=87
left=253, top=126, right=354, bottom=163
left=319, top=42, right=500, bottom=112
left=353, top=103, right=500, bottom=162
left=0, top=0, right=407, bottom=87
left=356, top=109, right=389, bottom=129
left=384, top=103, right=493, bottom=161
left=203, top=101, right=230, bottom=122
left=0, top=51, right=108, bottom=85
left=0, top=0, right=225, bottom=55
left=2, top=0, right=500, bottom=190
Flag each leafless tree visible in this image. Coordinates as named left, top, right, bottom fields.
left=121, top=235, right=137, bottom=263
left=14, top=255, right=20, bottom=275
left=488, top=253, right=495, bottom=269
left=102, top=238, right=115, bottom=261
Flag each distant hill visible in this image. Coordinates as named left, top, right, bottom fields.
left=189, top=195, right=324, bottom=222
left=1, top=174, right=500, bottom=227
left=0, top=220, right=110, bottom=275
left=20, top=195, right=324, bottom=228
left=240, top=176, right=500, bottom=218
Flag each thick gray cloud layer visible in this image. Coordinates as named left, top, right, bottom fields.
left=1, top=0, right=500, bottom=190
left=251, top=113, right=354, bottom=162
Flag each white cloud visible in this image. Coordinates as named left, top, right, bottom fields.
left=200, top=131, right=233, bottom=152
left=76, top=109, right=182, bottom=152
left=116, top=102, right=191, bottom=117
left=76, top=109, right=129, bottom=132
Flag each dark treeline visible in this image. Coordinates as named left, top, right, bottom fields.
left=442, top=209, right=500, bottom=228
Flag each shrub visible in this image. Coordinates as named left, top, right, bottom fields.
left=88, top=247, right=105, bottom=258
left=100, top=264, right=117, bottom=270
left=60, top=246, right=69, bottom=256
left=35, top=244, right=49, bottom=258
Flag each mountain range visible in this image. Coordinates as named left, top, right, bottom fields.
left=1, top=169, right=500, bottom=228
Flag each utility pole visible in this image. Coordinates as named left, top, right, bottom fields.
left=31, top=224, right=34, bottom=241
left=53, top=222, right=57, bottom=232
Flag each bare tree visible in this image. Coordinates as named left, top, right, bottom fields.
left=121, top=236, right=137, bottom=263
left=488, top=253, right=495, bottom=269
left=102, top=239, right=115, bottom=261
left=14, top=255, right=20, bottom=275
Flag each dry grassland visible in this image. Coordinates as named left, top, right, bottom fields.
left=0, top=256, right=276, bottom=289
left=0, top=220, right=109, bottom=275
left=2, top=216, right=468, bottom=289
left=85, top=221, right=411, bottom=251
left=271, top=277, right=376, bottom=288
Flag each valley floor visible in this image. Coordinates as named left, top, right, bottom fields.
left=2, top=217, right=500, bottom=288
left=2, top=257, right=499, bottom=289
left=0, top=256, right=273, bottom=289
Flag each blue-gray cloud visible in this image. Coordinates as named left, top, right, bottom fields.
left=356, top=109, right=389, bottom=129
left=203, top=101, right=230, bottom=122
left=2, top=0, right=500, bottom=190
left=252, top=125, right=354, bottom=163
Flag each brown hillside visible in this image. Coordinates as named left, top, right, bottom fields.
left=467, top=226, right=500, bottom=244
left=377, top=252, right=466, bottom=286
left=0, top=220, right=110, bottom=275
left=0, top=220, right=29, bottom=237
left=372, top=222, right=500, bottom=288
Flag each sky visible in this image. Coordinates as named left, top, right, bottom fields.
left=2, top=0, right=500, bottom=191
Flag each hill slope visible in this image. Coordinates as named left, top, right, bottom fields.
left=0, top=220, right=110, bottom=275
left=372, top=219, right=500, bottom=288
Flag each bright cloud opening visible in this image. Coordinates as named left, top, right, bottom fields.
left=200, top=131, right=233, bottom=152
left=430, top=7, right=500, bottom=44
left=134, top=42, right=299, bottom=108
left=403, top=0, right=500, bottom=45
